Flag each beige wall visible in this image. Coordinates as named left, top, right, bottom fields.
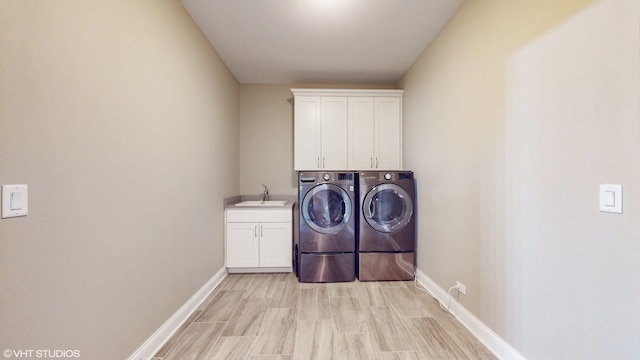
left=400, top=0, right=639, bottom=358
left=0, top=1, right=239, bottom=359
left=239, top=85, right=298, bottom=196
left=5, top=1, right=639, bottom=358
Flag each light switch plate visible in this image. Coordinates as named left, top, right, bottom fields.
left=2, top=184, right=28, bottom=219
left=599, top=184, right=622, bottom=214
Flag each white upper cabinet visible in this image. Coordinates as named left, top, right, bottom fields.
left=348, top=97, right=375, bottom=169
left=321, top=97, right=348, bottom=170
left=293, top=96, right=348, bottom=170
left=293, top=96, right=322, bottom=170
left=292, top=89, right=403, bottom=171
left=373, top=97, right=402, bottom=170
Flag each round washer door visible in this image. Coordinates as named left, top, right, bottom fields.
left=363, top=184, right=413, bottom=233
left=302, top=184, right=352, bottom=234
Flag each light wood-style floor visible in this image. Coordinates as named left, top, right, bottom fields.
left=152, top=273, right=497, bottom=360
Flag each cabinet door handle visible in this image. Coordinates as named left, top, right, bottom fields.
left=376, top=157, right=379, bottom=168
left=370, top=157, right=373, bottom=168
left=317, top=157, right=320, bottom=168
left=254, top=225, right=258, bottom=238
left=323, top=157, right=325, bottom=168
left=260, top=225, right=263, bottom=237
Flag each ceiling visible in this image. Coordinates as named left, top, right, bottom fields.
left=180, top=0, right=466, bottom=85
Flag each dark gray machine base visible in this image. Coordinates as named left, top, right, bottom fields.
left=298, top=253, right=355, bottom=283
left=358, top=252, right=415, bottom=281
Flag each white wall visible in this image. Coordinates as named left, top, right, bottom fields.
left=400, top=0, right=640, bottom=358
left=0, top=1, right=239, bottom=359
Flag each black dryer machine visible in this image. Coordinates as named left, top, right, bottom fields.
left=296, top=172, right=356, bottom=283
left=358, top=171, right=416, bottom=281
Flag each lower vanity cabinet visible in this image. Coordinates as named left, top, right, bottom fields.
left=225, top=208, right=292, bottom=273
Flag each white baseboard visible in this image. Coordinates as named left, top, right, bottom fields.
left=128, top=267, right=227, bottom=360
left=414, top=269, right=527, bottom=360
left=228, top=267, right=291, bottom=273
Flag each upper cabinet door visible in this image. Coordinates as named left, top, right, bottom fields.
left=294, top=97, right=322, bottom=170
left=348, top=97, right=375, bottom=169
left=321, top=97, right=348, bottom=170
left=375, top=97, right=402, bottom=170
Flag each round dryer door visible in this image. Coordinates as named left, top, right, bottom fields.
left=363, top=184, right=413, bottom=233
left=302, top=183, right=352, bottom=234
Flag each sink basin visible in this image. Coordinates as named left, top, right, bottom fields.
left=234, top=200, right=288, bottom=207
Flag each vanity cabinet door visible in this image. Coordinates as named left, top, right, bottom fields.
left=226, top=222, right=260, bottom=268
left=259, top=222, right=293, bottom=267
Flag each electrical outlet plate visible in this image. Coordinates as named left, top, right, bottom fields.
left=456, top=281, right=466, bottom=295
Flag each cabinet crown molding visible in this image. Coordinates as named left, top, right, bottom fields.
left=291, top=88, right=404, bottom=97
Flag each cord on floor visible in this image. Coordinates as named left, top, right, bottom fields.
left=412, top=272, right=460, bottom=315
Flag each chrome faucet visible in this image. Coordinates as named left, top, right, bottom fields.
left=261, top=184, right=270, bottom=201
